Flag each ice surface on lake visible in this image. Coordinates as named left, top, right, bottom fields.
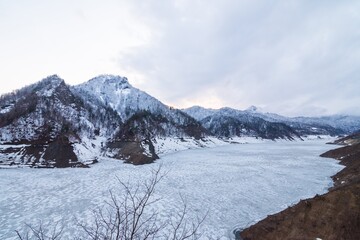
left=0, top=140, right=343, bottom=239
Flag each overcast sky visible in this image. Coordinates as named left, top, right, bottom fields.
left=0, top=0, right=359, bottom=117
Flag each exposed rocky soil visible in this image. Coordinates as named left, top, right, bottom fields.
left=107, top=140, right=158, bottom=165
left=330, top=132, right=360, bottom=146
left=240, top=134, right=360, bottom=240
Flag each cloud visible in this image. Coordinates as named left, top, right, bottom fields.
left=117, top=0, right=360, bottom=116
left=0, top=0, right=359, bottom=117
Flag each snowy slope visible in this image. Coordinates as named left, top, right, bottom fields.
left=1, top=74, right=358, bottom=167
left=73, top=75, right=196, bottom=125
left=184, top=105, right=356, bottom=137
left=73, top=75, right=209, bottom=164
left=184, top=106, right=301, bottom=140
left=242, top=106, right=360, bottom=134
left=292, top=115, right=360, bottom=133
left=0, top=75, right=114, bottom=167
left=182, top=106, right=218, bottom=121
left=73, top=75, right=164, bottom=121
left=0, top=75, right=213, bottom=167
left=73, top=75, right=207, bottom=138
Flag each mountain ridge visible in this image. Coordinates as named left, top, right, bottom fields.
left=1, top=74, right=359, bottom=167
left=0, top=75, right=209, bottom=166
left=183, top=105, right=360, bottom=136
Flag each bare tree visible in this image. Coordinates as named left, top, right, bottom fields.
left=78, top=166, right=206, bottom=240
left=17, top=166, right=206, bottom=240
left=165, top=196, right=206, bottom=240
left=15, top=222, right=63, bottom=240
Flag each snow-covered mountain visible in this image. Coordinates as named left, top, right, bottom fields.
left=73, top=75, right=166, bottom=121
left=184, top=105, right=357, bottom=137
left=72, top=75, right=208, bottom=164
left=184, top=107, right=300, bottom=140
left=0, top=75, right=118, bottom=167
left=182, top=105, right=218, bottom=121
left=0, top=75, right=208, bottom=167
left=1, top=75, right=359, bottom=168
left=291, top=115, right=360, bottom=134
left=72, top=75, right=204, bottom=131
left=242, top=106, right=359, bottom=135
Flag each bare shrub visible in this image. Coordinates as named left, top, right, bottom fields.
left=15, top=221, right=63, bottom=240
left=17, top=166, right=206, bottom=240
left=78, top=166, right=206, bottom=240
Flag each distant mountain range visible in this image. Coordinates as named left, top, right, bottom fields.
left=183, top=105, right=359, bottom=137
left=0, top=74, right=359, bottom=167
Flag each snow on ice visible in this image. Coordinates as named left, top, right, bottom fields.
left=0, top=139, right=343, bottom=239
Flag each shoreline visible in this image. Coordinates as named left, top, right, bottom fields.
left=239, top=134, right=360, bottom=240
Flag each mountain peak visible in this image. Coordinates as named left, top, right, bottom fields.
left=75, top=74, right=165, bottom=121
left=35, top=75, right=66, bottom=97
left=246, top=105, right=258, bottom=112
left=88, top=74, right=130, bottom=88
left=183, top=106, right=218, bottom=121
left=40, top=74, right=64, bottom=85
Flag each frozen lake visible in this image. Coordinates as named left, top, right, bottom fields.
left=0, top=139, right=342, bottom=239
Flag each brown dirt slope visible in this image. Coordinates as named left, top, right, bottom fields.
left=331, top=132, right=360, bottom=145
left=240, top=137, right=360, bottom=240
left=321, top=144, right=360, bottom=190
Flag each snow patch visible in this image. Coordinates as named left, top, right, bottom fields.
left=0, top=105, right=12, bottom=114
left=72, top=136, right=106, bottom=163
left=153, top=137, right=228, bottom=156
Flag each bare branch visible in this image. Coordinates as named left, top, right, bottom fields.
left=16, top=221, right=64, bottom=240
left=18, top=164, right=206, bottom=240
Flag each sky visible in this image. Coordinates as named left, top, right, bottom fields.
left=0, top=0, right=359, bottom=117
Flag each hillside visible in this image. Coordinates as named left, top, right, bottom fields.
left=184, top=106, right=355, bottom=137
left=1, top=75, right=359, bottom=167
left=0, top=75, right=110, bottom=167
left=0, top=75, right=208, bottom=166
left=72, top=75, right=208, bottom=164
